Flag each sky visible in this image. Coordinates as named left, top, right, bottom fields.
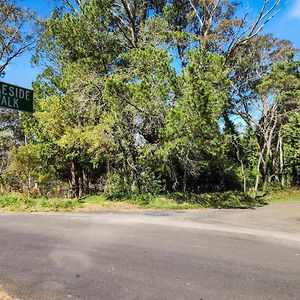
left=3, top=0, right=300, bottom=89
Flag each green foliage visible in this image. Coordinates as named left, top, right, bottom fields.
left=284, top=113, right=300, bottom=185
left=105, top=172, right=127, bottom=199
left=160, top=48, right=231, bottom=191
left=168, top=192, right=264, bottom=208
left=2, top=0, right=300, bottom=201
left=126, top=194, right=201, bottom=209
left=0, top=195, right=83, bottom=212
left=265, top=189, right=300, bottom=204
left=107, top=191, right=264, bottom=209
left=0, top=191, right=265, bottom=212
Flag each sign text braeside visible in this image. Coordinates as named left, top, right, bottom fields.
left=0, top=81, right=33, bottom=113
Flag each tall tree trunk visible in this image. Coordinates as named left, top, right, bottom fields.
left=82, top=169, right=90, bottom=195
left=279, top=131, right=284, bottom=187
left=25, top=133, right=31, bottom=197
left=71, top=157, right=80, bottom=198
left=183, top=152, right=189, bottom=193
left=254, top=145, right=265, bottom=198
left=241, top=161, right=246, bottom=194
left=233, top=136, right=247, bottom=193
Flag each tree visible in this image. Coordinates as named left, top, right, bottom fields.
left=5, top=0, right=299, bottom=199
left=103, top=45, right=177, bottom=194
left=161, top=48, right=231, bottom=192
left=284, top=113, right=300, bottom=186
left=256, top=54, right=300, bottom=191
left=0, top=0, right=35, bottom=192
left=0, top=0, right=35, bottom=75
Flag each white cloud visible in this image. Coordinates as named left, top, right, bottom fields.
left=289, top=0, right=300, bottom=19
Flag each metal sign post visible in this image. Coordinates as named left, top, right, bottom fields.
left=0, top=81, right=33, bottom=113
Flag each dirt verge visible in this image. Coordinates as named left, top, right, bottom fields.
left=0, top=290, right=13, bottom=300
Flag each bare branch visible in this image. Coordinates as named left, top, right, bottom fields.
left=62, top=0, right=80, bottom=15
left=226, top=0, right=286, bottom=58
left=188, top=0, right=203, bottom=27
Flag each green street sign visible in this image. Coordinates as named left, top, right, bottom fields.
left=0, top=81, right=33, bottom=113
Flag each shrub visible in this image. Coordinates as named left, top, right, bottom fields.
left=105, top=172, right=127, bottom=199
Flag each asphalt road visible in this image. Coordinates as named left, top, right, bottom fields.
left=1, top=203, right=300, bottom=300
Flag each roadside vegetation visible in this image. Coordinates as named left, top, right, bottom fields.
left=265, top=189, right=300, bottom=204
left=0, top=191, right=271, bottom=212
left=0, top=0, right=300, bottom=206
left=2, top=189, right=300, bottom=213
left=0, top=194, right=83, bottom=212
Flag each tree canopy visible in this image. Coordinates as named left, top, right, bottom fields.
left=1, top=0, right=300, bottom=199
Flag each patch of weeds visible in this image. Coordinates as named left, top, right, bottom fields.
left=104, top=191, right=266, bottom=209
left=0, top=195, right=36, bottom=211
left=124, top=193, right=201, bottom=209
left=79, top=194, right=107, bottom=204
left=0, top=194, right=83, bottom=212
left=0, top=190, right=268, bottom=213
left=265, top=189, right=300, bottom=204
left=170, top=192, right=265, bottom=209
left=39, top=198, right=82, bottom=211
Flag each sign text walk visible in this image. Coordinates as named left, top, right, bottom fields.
left=0, top=81, right=33, bottom=113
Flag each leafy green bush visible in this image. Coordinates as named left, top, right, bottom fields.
left=0, top=196, right=35, bottom=210
left=105, top=172, right=127, bottom=199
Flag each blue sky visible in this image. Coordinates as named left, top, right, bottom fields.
left=3, top=0, right=300, bottom=89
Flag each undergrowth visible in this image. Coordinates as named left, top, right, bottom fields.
left=0, top=191, right=269, bottom=212
left=124, top=192, right=265, bottom=209
left=0, top=194, right=83, bottom=212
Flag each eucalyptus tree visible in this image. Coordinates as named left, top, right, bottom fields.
left=256, top=54, right=300, bottom=193
left=9, top=0, right=298, bottom=197
left=0, top=0, right=35, bottom=189
left=284, top=113, right=300, bottom=187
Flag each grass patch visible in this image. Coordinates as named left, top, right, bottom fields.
left=174, top=192, right=265, bottom=208
left=121, top=191, right=264, bottom=209
left=265, top=189, right=300, bottom=204
left=125, top=194, right=201, bottom=209
left=0, top=194, right=83, bottom=212
left=78, top=194, right=107, bottom=204
left=1, top=189, right=299, bottom=213
left=0, top=191, right=265, bottom=213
